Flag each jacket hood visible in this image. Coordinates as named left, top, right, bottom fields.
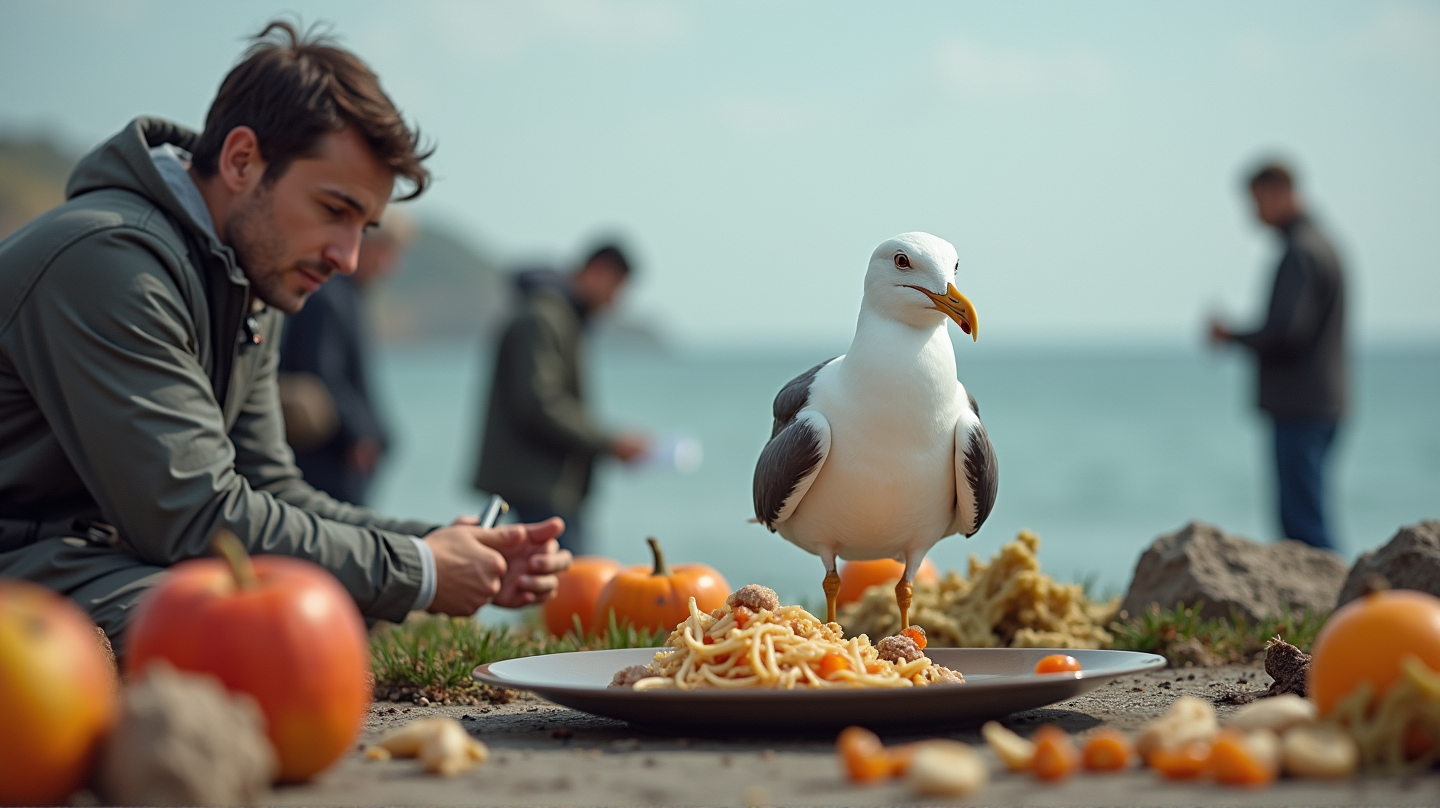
left=66, top=117, right=216, bottom=248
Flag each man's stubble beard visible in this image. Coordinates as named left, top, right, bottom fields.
left=225, top=185, right=312, bottom=315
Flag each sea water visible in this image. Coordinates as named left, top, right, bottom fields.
left=368, top=341, right=1439, bottom=610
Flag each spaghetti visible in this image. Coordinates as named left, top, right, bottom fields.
left=610, top=585, right=964, bottom=691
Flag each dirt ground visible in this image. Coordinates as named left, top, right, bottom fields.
left=265, top=663, right=1439, bottom=807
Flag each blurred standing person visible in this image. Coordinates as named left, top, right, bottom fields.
left=475, top=244, right=650, bottom=554
left=1210, top=162, right=1347, bottom=550
left=280, top=212, right=415, bottom=505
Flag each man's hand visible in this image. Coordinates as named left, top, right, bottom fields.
left=346, top=437, right=382, bottom=474
left=610, top=432, right=651, bottom=464
left=1208, top=317, right=1232, bottom=347
left=476, top=518, right=573, bottom=608
left=424, top=519, right=572, bottom=615
left=424, top=525, right=507, bottom=616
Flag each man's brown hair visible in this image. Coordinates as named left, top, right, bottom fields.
left=191, top=20, right=432, bottom=200
left=1247, top=162, right=1295, bottom=191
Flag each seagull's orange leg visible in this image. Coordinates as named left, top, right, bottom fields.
left=895, top=577, right=913, bottom=631
left=823, top=569, right=842, bottom=624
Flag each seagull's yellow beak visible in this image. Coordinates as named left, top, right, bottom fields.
left=903, top=283, right=979, bottom=340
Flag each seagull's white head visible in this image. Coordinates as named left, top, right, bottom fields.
left=862, top=232, right=978, bottom=339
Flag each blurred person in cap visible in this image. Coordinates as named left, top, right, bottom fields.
left=279, top=211, right=414, bottom=506
left=0, top=20, right=570, bottom=658
left=474, top=244, right=651, bottom=554
left=1210, top=161, right=1348, bottom=550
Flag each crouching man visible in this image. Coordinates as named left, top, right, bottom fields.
left=0, top=21, right=571, bottom=658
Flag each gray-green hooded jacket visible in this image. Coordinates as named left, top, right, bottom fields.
left=0, top=118, right=436, bottom=637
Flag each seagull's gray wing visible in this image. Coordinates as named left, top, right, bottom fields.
left=768, top=357, right=837, bottom=438
left=952, top=383, right=998, bottom=537
left=753, top=358, right=838, bottom=530
left=754, top=411, right=831, bottom=531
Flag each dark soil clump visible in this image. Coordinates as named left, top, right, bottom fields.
left=1262, top=634, right=1311, bottom=698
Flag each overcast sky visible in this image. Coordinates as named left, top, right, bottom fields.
left=2, top=1, right=1437, bottom=349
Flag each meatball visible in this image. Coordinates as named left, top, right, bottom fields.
left=609, top=665, right=651, bottom=688
left=875, top=634, right=924, bottom=664
left=726, top=584, right=780, bottom=613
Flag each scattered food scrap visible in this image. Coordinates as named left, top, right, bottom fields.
left=368, top=717, right=489, bottom=776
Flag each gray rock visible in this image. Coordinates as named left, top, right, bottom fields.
left=1121, top=521, right=1348, bottom=622
left=1336, top=520, right=1440, bottom=607
left=96, top=661, right=276, bottom=806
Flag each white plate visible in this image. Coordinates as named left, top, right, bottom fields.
left=473, top=647, right=1165, bottom=732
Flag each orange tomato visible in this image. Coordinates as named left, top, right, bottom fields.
left=125, top=533, right=370, bottom=782
left=1034, top=654, right=1082, bottom=674
left=0, top=580, right=117, bottom=806
left=1082, top=729, right=1133, bottom=772
left=592, top=537, right=729, bottom=633
left=836, top=726, right=891, bottom=783
left=836, top=558, right=939, bottom=607
left=1308, top=589, right=1440, bottom=717
left=542, top=556, right=620, bottom=637
left=1148, top=741, right=1212, bottom=780
left=1210, top=730, right=1276, bottom=787
left=819, top=652, right=852, bottom=680
left=900, top=625, right=928, bottom=650
left=1031, top=725, right=1080, bottom=781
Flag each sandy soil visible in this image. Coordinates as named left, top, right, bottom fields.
left=264, top=663, right=1438, bottom=807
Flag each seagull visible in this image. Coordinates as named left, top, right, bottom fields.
left=752, top=232, right=998, bottom=630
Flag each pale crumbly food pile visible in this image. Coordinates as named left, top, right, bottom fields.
left=838, top=530, right=1119, bottom=649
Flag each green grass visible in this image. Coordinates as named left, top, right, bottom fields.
left=1110, top=602, right=1330, bottom=666
left=369, top=613, right=666, bottom=703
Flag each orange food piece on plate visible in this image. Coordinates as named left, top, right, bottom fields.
left=837, top=726, right=891, bottom=783
left=1210, top=730, right=1276, bottom=787
left=732, top=605, right=754, bottom=628
left=819, top=652, right=852, bottom=680
left=1031, top=725, right=1080, bottom=781
left=900, top=626, right=928, bottom=650
left=1034, top=654, right=1082, bottom=674
left=1148, top=741, right=1212, bottom=780
left=1082, top=729, right=1133, bottom=772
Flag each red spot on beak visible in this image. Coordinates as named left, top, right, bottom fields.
left=960, top=320, right=972, bottom=335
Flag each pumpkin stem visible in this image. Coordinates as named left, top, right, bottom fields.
left=211, top=528, right=257, bottom=592
left=647, top=537, right=670, bottom=577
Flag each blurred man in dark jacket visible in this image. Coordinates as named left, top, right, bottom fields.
left=474, top=245, right=650, bottom=553
left=1210, top=162, right=1347, bottom=550
left=280, top=212, right=413, bottom=505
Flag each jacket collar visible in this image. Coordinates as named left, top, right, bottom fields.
left=66, top=117, right=248, bottom=287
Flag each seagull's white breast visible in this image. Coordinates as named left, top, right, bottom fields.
left=777, top=316, right=964, bottom=561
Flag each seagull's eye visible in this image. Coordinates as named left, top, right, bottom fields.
left=894, top=254, right=911, bottom=269
left=954, top=260, right=959, bottom=272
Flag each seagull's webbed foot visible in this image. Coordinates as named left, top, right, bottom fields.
left=895, top=577, right=914, bottom=631
left=823, top=569, right=842, bottom=624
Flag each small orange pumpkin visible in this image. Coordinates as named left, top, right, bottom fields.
left=836, top=557, right=939, bottom=607
left=542, top=556, right=621, bottom=637
left=592, top=537, right=729, bottom=633
left=0, top=579, right=117, bottom=807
